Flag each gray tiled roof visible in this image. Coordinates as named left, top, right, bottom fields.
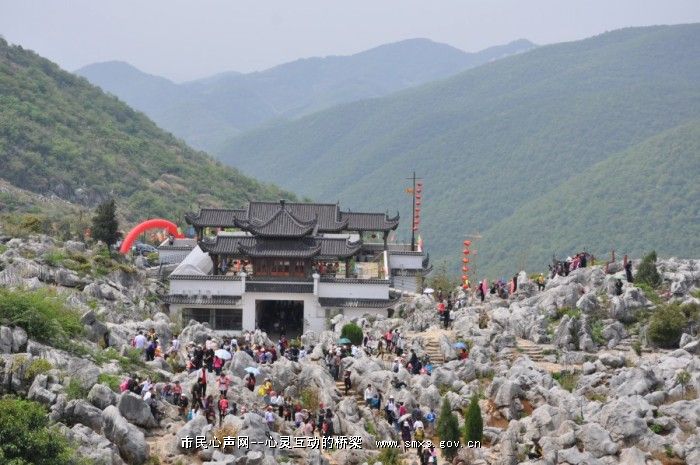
left=199, top=235, right=361, bottom=259
left=318, top=297, right=399, bottom=308
left=247, top=201, right=348, bottom=232
left=164, top=295, right=242, bottom=305
left=246, top=282, right=314, bottom=293
left=340, top=211, right=399, bottom=231
left=185, top=208, right=244, bottom=227
left=187, top=201, right=400, bottom=233
left=237, top=204, right=317, bottom=238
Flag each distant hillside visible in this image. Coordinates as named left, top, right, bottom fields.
left=217, top=24, right=700, bottom=277
left=76, top=39, right=536, bottom=151
left=0, top=38, right=294, bottom=225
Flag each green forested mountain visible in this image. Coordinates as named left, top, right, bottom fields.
left=480, top=121, right=700, bottom=274
left=0, top=38, right=293, bottom=224
left=76, top=39, right=536, bottom=151
left=217, top=24, right=700, bottom=277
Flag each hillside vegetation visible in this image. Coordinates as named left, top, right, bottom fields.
left=0, top=38, right=293, bottom=224
left=77, top=39, right=535, bottom=151
left=218, top=24, right=700, bottom=276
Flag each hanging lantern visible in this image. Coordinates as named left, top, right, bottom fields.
left=462, top=284, right=468, bottom=290
left=462, top=266, right=468, bottom=272
left=416, top=201, right=421, bottom=206
left=462, top=275, right=467, bottom=280
left=463, top=249, right=470, bottom=254
left=464, top=258, right=470, bottom=263
left=464, top=240, right=471, bottom=246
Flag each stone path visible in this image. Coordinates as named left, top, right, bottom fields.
left=513, top=338, right=583, bottom=373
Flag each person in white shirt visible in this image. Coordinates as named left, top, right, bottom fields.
left=364, top=384, right=375, bottom=406
left=133, top=331, right=147, bottom=350
left=264, top=406, right=275, bottom=431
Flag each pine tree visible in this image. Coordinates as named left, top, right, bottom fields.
left=464, top=394, right=483, bottom=444
left=91, top=199, right=119, bottom=251
left=636, top=250, right=661, bottom=288
left=436, top=398, right=461, bottom=460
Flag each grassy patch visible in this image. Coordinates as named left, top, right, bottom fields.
left=376, top=448, right=402, bottom=465
left=591, top=320, right=606, bottom=346
left=97, top=373, right=121, bottom=392
left=552, top=372, right=579, bottom=392
left=25, top=359, right=53, bottom=382
left=554, top=307, right=581, bottom=320
left=637, top=282, right=663, bottom=305
left=43, top=249, right=67, bottom=267
left=0, top=288, right=83, bottom=345
left=65, top=378, right=89, bottom=400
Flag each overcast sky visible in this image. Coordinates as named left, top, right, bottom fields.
left=1, top=0, right=698, bottom=82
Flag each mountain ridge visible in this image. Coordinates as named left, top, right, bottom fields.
left=216, top=23, right=700, bottom=276
left=75, top=38, right=537, bottom=151
left=0, top=37, right=294, bottom=224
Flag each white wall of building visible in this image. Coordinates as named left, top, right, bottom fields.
left=170, top=278, right=243, bottom=296
left=317, top=281, right=389, bottom=299
left=389, top=254, right=423, bottom=270
left=392, top=275, right=422, bottom=294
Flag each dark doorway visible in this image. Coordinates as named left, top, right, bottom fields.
left=255, top=300, right=304, bottom=338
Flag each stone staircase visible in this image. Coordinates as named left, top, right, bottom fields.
left=423, top=335, right=444, bottom=364
left=514, top=338, right=545, bottom=362
left=614, top=334, right=651, bottom=354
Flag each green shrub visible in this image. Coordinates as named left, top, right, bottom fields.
left=25, top=359, right=53, bottom=382
left=340, top=323, right=363, bottom=346
left=552, top=372, right=579, bottom=392
left=0, top=397, right=78, bottom=464
left=631, top=340, right=642, bottom=356
left=464, top=394, right=483, bottom=444
left=299, top=387, right=320, bottom=411
left=437, top=398, right=461, bottom=460
left=648, top=303, right=687, bottom=348
left=65, top=378, right=89, bottom=400
left=97, top=373, right=121, bottom=392
left=636, top=282, right=662, bottom=305
left=554, top=307, right=581, bottom=320
left=0, top=288, right=83, bottom=345
left=636, top=251, right=661, bottom=288
left=376, top=448, right=401, bottom=465
left=43, top=249, right=67, bottom=267
left=591, top=320, right=606, bottom=346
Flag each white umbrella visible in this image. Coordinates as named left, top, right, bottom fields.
left=214, top=349, right=232, bottom=360
left=423, top=287, right=435, bottom=294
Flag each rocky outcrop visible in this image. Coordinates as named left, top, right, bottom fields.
left=103, top=405, right=150, bottom=465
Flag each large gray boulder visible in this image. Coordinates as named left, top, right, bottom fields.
left=578, top=423, right=619, bottom=458
left=27, top=373, right=58, bottom=406
left=63, top=399, right=105, bottom=432
left=117, top=391, right=157, bottom=428
left=103, top=405, right=150, bottom=465
left=11, top=327, right=28, bottom=353
left=598, top=396, right=652, bottom=443
left=88, top=383, right=118, bottom=410
left=59, top=423, right=125, bottom=465
left=0, top=326, right=12, bottom=353
left=175, top=413, right=209, bottom=453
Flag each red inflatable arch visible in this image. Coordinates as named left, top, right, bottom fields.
left=119, top=219, right=184, bottom=254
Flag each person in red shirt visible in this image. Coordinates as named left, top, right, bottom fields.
left=218, top=395, right=229, bottom=426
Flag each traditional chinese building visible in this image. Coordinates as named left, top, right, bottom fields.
left=164, top=200, right=431, bottom=335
